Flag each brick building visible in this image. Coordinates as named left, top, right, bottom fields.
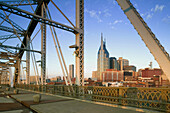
left=141, top=68, right=162, bottom=78
left=101, top=69, right=124, bottom=82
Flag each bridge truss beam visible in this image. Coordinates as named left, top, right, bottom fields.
left=0, top=2, right=79, bottom=34
left=76, top=0, right=84, bottom=86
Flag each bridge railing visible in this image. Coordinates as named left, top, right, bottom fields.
left=15, top=84, right=170, bottom=112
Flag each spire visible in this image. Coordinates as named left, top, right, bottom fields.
left=101, top=33, right=103, bottom=50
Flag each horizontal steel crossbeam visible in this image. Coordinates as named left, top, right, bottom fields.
left=0, top=34, right=23, bottom=40
left=0, top=25, right=24, bottom=35
left=0, top=44, right=41, bottom=53
left=0, top=12, right=25, bottom=32
left=0, top=47, right=16, bottom=54
left=0, top=2, right=79, bottom=34
left=0, top=62, right=14, bottom=67
left=1, top=0, right=38, bottom=5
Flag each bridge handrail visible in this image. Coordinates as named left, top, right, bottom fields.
left=15, top=84, right=170, bottom=112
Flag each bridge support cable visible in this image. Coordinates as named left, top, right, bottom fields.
left=31, top=52, right=39, bottom=85
left=116, top=0, right=170, bottom=80
left=46, top=5, right=72, bottom=86
left=76, top=0, right=84, bottom=86
left=31, top=42, right=40, bottom=85
left=49, top=25, right=69, bottom=86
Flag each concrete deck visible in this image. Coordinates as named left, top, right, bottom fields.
left=0, top=85, right=164, bottom=113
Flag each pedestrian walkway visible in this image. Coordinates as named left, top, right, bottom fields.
left=0, top=86, right=163, bottom=113
left=0, top=86, right=33, bottom=113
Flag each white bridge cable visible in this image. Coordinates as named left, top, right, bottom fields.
left=31, top=43, right=40, bottom=84
left=30, top=42, right=40, bottom=85
left=45, top=6, right=68, bottom=86
left=46, top=4, right=73, bottom=86
left=31, top=51, right=39, bottom=85
left=49, top=25, right=69, bottom=86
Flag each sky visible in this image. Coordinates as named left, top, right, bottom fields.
left=0, top=0, right=170, bottom=79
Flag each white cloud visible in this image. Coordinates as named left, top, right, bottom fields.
left=153, top=4, right=165, bottom=12
left=103, top=9, right=112, bottom=17
left=146, top=14, right=153, bottom=19
left=151, top=8, right=154, bottom=12
left=111, top=26, right=116, bottom=29
left=113, top=0, right=116, bottom=5
left=134, top=3, right=138, bottom=8
left=113, top=20, right=123, bottom=24
left=85, top=9, right=102, bottom=23
left=162, top=15, right=170, bottom=24
left=145, top=4, right=165, bottom=19
left=104, top=12, right=112, bottom=17
left=108, top=20, right=123, bottom=30
left=141, top=13, right=145, bottom=17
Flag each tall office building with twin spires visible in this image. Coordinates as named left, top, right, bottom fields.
left=97, top=33, right=110, bottom=80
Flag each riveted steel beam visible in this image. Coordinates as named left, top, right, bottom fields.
left=0, top=2, right=79, bottom=34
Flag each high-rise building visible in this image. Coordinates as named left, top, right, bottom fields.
left=97, top=33, right=110, bottom=81
left=69, top=64, right=74, bottom=78
left=117, top=57, right=129, bottom=70
left=109, top=57, right=118, bottom=70
left=92, top=71, right=98, bottom=81
left=122, top=59, right=129, bottom=66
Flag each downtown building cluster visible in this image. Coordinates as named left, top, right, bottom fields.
left=92, top=34, right=170, bottom=87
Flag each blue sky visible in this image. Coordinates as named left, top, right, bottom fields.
left=0, top=0, right=170, bottom=78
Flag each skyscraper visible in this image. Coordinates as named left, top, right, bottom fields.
left=109, top=57, right=118, bottom=70
left=97, top=33, right=110, bottom=81
left=69, top=64, right=74, bottom=78
left=117, top=57, right=129, bottom=70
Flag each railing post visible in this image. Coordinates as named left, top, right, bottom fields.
left=52, top=85, right=55, bottom=94
left=119, top=88, right=123, bottom=105
left=45, top=85, right=47, bottom=93
left=161, top=90, right=168, bottom=102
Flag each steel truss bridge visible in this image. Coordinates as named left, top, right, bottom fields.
left=0, top=0, right=84, bottom=86
left=0, top=0, right=170, bottom=112
left=0, top=0, right=170, bottom=86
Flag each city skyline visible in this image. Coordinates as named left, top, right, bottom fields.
left=1, top=0, right=169, bottom=78
left=33, top=0, right=170, bottom=78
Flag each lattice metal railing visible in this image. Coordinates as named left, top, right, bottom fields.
left=15, top=84, right=170, bottom=112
